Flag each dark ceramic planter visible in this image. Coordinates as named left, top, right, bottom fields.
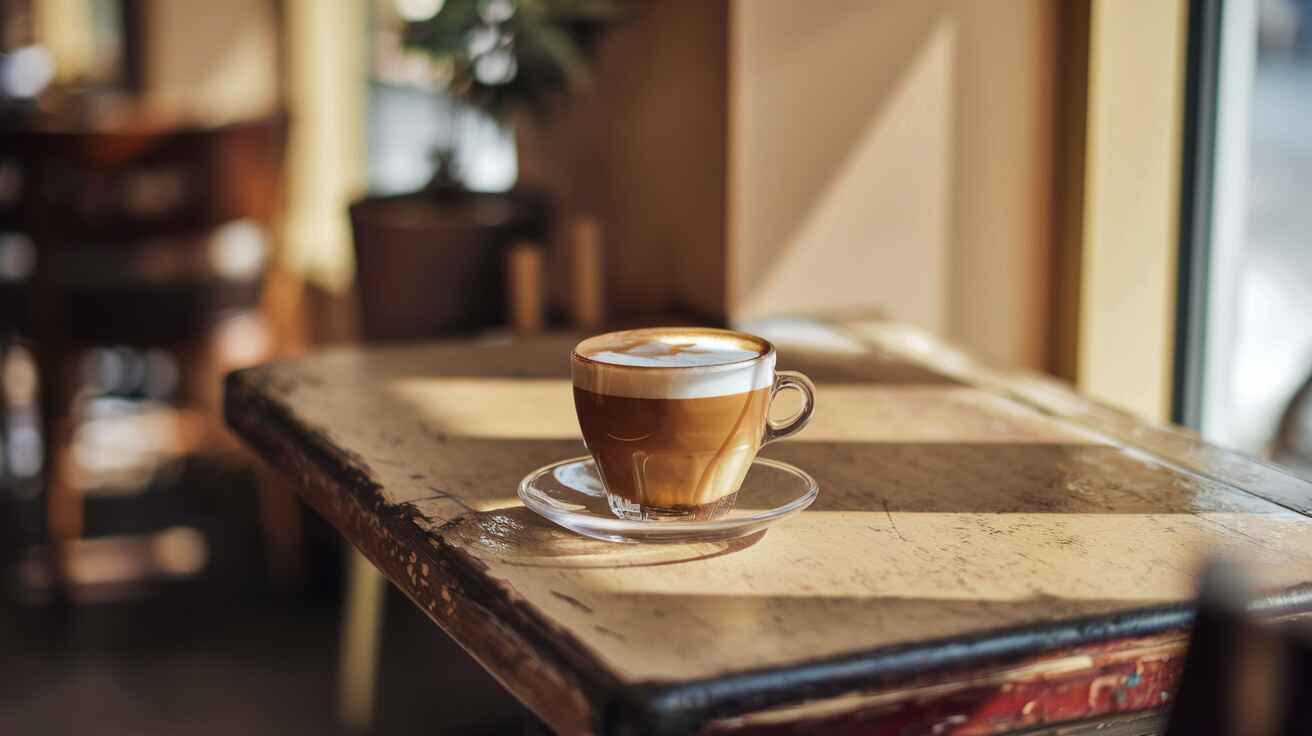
left=349, top=187, right=548, bottom=342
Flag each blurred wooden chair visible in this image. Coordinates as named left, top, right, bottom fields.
left=1166, top=561, right=1312, bottom=736
left=0, top=215, right=30, bottom=570
left=0, top=113, right=299, bottom=595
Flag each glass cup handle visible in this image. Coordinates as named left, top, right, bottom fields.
left=763, top=371, right=816, bottom=445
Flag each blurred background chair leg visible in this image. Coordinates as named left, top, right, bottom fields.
left=0, top=336, right=9, bottom=482
left=340, top=547, right=386, bottom=731
left=0, top=337, right=11, bottom=572
left=255, top=465, right=304, bottom=589
left=35, top=340, right=80, bottom=606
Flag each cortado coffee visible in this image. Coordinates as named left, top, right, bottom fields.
left=572, top=328, right=813, bottom=521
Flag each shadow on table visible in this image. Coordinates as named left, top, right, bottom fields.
left=762, top=440, right=1271, bottom=514
left=439, top=503, right=769, bottom=568
left=406, top=433, right=1283, bottom=573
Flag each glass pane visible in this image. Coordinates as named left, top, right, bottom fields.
left=1201, top=0, right=1312, bottom=480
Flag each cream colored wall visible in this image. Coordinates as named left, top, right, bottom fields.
left=1076, top=0, right=1187, bottom=422
left=281, top=0, right=367, bottom=291
left=140, top=0, right=281, bottom=122
left=33, top=0, right=97, bottom=83
left=728, top=0, right=1055, bottom=370
left=527, top=0, right=728, bottom=319
left=136, top=0, right=363, bottom=292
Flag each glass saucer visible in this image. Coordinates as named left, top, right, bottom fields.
left=518, top=456, right=818, bottom=544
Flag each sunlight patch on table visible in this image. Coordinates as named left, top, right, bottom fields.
left=386, top=378, right=581, bottom=439
left=559, top=511, right=1312, bottom=602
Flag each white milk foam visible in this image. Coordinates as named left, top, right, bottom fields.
left=572, top=329, right=775, bottom=399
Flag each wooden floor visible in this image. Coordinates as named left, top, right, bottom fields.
left=0, top=459, right=532, bottom=736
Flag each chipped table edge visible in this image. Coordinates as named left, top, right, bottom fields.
left=223, top=366, right=616, bottom=735
left=700, top=631, right=1189, bottom=734
left=223, top=337, right=1312, bottom=736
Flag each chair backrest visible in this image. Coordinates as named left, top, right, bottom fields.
left=0, top=114, right=287, bottom=344
left=1, top=115, right=287, bottom=241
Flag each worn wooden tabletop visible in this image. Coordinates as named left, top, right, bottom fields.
left=225, top=319, right=1312, bottom=735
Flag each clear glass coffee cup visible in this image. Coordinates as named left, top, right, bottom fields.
left=571, top=327, right=816, bottom=521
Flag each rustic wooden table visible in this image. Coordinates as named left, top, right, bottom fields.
left=224, top=319, right=1312, bottom=735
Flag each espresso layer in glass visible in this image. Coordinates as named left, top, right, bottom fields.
left=573, top=385, right=769, bottom=511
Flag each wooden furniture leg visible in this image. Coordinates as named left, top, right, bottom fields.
left=35, top=342, right=79, bottom=578
left=0, top=337, right=15, bottom=576
left=0, top=337, right=9, bottom=485
left=339, top=547, right=386, bottom=731
left=255, top=464, right=304, bottom=588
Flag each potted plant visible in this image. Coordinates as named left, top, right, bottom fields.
left=349, top=0, right=624, bottom=341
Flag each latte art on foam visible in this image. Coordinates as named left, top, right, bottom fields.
left=573, top=328, right=775, bottom=400
left=587, top=337, right=761, bottom=368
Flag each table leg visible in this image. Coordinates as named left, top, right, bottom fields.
left=339, top=547, right=386, bottom=730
